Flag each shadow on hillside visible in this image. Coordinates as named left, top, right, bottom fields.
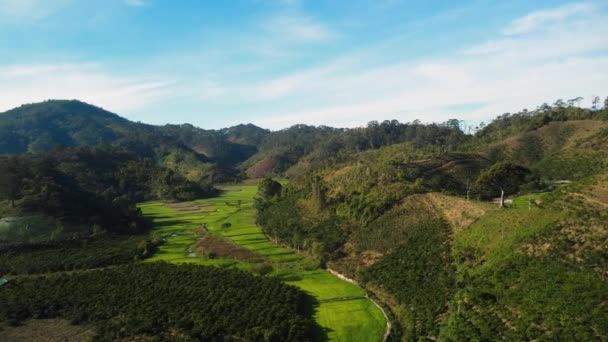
left=275, top=274, right=302, bottom=282
left=224, top=232, right=261, bottom=238
left=301, top=294, right=330, bottom=342
left=150, top=219, right=192, bottom=228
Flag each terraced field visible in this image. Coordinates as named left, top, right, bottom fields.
left=139, top=185, right=386, bottom=341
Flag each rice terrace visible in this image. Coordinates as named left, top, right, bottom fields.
left=139, top=184, right=388, bottom=341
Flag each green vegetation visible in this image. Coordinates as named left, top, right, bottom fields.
left=443, top=208, right=608, bottom=340
left=0, top=100, right=266, bottom=175
left=474, top=162, right=538, bottom=206
left=2, top=97, right=608, bottom=341
left=0, top=236, right=156, bottom=275
left=247, top=103, right=608, bottom=339
left=360, top=211, right=453, bottom=340
left=0, top=263, right=315, bottom=341
left=472, top=100, right=608, bottom=144
left=0, top=146, right=217, bottom=240
left=138, top=185, right=387, bottom=341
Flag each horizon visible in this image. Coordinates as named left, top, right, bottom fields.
left=1, top=0, right=607, bottom=129
left=5, top=97, right=598, bottom=133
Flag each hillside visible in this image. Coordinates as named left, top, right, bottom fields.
left=483, top=120, right=608, bottom=179
left=0, top=100, right=268, bottom=181
left=0, top=100, right=136, bottom=153
left=253, top=104, right=608, bottom=340
left=1, top=99, right=608, bottom=341
left=258, top=174, right=608, bottom=340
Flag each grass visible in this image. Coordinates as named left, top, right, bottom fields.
left=511, top=192, right=544, bottom=208
left=453, top=207, right=565, bottom=274
left=510, top=183, right=569, bottom=208
left=139, top=185, right=387, bottom=341
left=443, top=204, right=608, bottom=340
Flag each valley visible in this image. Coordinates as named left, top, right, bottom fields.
left=1, top=98, right=608, bottom=341
left=139, top=185, right=388, bottom=341
left=2, top=1, right=608, bottom=339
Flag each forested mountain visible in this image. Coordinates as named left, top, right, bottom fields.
left=0, top=145, right=216, bottom=243
left=254, top=100, right=608, bottom=340
left=0, top=100, right=268, bottom=182
left=1, top=97, right=608, bottom=341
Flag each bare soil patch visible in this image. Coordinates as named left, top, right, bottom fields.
left=328, top=242, right=384, bottom=277
left=196, top=235, right=266, bottom=263
left=424, top=193, right=493, bottom=231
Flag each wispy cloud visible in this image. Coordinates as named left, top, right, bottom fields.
left=125, top=0, right=146, bottom=7
left=238, top=4, right=608, bottom=129
left=1, top=1, right=606, bottom=130
left=263, top=15, right=335, bottom=43
left=0, top=0, right=72, bottom=21
left=0, top=63, right=173, bottom=114
left=503, top=2, right=595, bottom=35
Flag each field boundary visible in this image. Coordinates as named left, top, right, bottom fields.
left=328, top=268, right=393, bottom=342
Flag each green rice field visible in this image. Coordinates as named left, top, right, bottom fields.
left=139, top=184, right=387, bottom=341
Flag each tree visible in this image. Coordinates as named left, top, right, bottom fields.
left=604, top=96, right=608, bottom=110
left=0, top=156, right=24, bottom=207
left=444, top=119, right=462, bottom=131
left=257, top=178, right=282, bottom=200
left=591, top=96, right=601, bottom=110
left=474, top=162, right=533, bottom=207
left=567, top=97, right=583, bottom=108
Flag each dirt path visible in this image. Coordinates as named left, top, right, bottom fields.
left=573, top=192, right=608, bottom=208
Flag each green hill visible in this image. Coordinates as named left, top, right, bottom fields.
left=253, top=103, right=608, bottom=340
left=0, top=100, right=268, bottom=180
left=482, top=120, right=608, bottom=180
left=2, top=98, right=608, bottom=340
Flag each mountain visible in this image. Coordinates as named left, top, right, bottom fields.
left=2, top=98, right=608, bottom=340
left=253, top=103, right=608, bottom=340
left=0, top=100, right=135, bottom=153
left=0, top=100, right=266, bottom=162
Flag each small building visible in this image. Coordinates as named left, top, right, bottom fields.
left=0, top=279, right=8, bottom=287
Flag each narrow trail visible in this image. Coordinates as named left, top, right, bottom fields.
left=573, top=192, right=608, bottom=208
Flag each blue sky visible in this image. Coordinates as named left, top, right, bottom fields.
left=1, top=0, right=607, bottom=129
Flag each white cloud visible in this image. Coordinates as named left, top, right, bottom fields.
left=1, top=2, right=606, bottom=130
left=0, top=63, right=173, bottom=114
left=276, top=0, right=300, bottom=7
left=238, top=6, right=608, bottom=129
left=503, top=2, right=595, bottom=35
left=263, top=15, right=335, bottom=43
left=0, top=0, right=72, bottom=20
left=125, top=0, right=146, bottom=7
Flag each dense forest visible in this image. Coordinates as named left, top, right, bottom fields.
left=0, top=145, right=216, bottom=241
left=0, top=236, right=157, bottom=275
left=0, top=263, right=316, bottom=341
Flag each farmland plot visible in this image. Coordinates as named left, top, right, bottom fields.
left=139, top=185, right=386, bottom=341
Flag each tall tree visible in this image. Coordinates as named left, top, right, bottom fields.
left=591, top=96, right=601, bottom=110
left=474, top=162, right=533, bottom=207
